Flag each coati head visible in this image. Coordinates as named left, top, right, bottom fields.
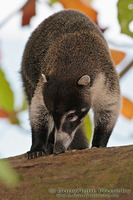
left=42, top=74, right=91, bottom=154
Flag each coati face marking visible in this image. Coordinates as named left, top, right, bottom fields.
left=77, top=75, right=90, bottom=86
left=53, top=108, right=89, bottom=154
left=81, top=108, right=88, bottom=112
left=42, top=75, right=91, bottom=154
left=42, top=74, right=47, bottom=83
left=61, top=109, right=89, bottom=134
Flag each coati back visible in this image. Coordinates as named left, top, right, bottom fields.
left=21, top=9, right=121, bottom=158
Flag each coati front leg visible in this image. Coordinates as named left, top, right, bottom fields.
left=92, top=108, right=118, bottom=147
left=92, top=91, right=121, bottom=147
left=91, top=74, right=121, bottom=147
left=28, top=84, right=55, bottom=159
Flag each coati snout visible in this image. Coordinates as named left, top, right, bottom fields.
left=21, top=9, right=121, bottom=159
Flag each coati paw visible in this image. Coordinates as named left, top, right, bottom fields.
left=26, top=151, right=46, bottom=159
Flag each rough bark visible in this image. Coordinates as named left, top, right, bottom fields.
left=0, top=145, right=133, bottom=200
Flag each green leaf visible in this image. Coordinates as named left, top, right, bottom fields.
left=82, top=114, right=93, bottom=146
left=0, top=159, right=19, bottom=187
left=48, top=0, right=57, bottom=6
left=20, top=94, right=28, bottom=111
left=0, top=67, right=14, bottom=112
left=117, top=0, right=133, bottom=38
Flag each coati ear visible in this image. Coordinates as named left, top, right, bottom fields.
left=41, top=74, right=47, bottom=83
left=77, top=75, right=90, bottom=86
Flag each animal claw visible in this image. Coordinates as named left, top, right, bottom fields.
left=26, top=151, right=46, bottom=159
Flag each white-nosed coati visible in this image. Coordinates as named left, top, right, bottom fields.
left=21, top=9, right=121, bottom=158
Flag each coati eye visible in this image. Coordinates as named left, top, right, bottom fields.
left=66, top=112, right=78, bottom=122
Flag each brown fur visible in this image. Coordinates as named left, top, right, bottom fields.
left=21, top=10, right=121, bottom=157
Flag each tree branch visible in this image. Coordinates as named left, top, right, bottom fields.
left=119, top=60, right=133, bottom=78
